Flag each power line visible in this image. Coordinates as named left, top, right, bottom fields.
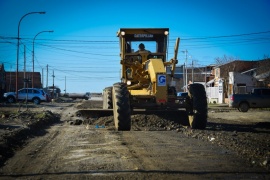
left=1, top=29, right=270, bottom=42
left=1, top=30, right=270, bottom=73
left=181, top=30, right=270, bottom=40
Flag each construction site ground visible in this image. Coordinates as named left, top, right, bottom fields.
left=0, top=99, right=270, bottom=179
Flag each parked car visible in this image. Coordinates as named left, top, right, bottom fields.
left=177, top=92, right=188, bottom=105
left=229, top=88, right=270, bottom=112
left=3, top=88, right=47, bottom=104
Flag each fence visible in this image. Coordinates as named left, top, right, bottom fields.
left=206, top=87, right=219, bottom=103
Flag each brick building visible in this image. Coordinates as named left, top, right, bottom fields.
left=5, top=72, right=42, bottom=92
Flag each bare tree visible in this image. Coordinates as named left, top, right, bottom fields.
left=215, top=55, right=235, bottom=66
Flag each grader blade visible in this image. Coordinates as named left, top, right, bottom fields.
left=75, top=108, right=190, bottom=127
left=76, top=109, right=113, bottom=118
left=76, top=108, right=188, bottom=117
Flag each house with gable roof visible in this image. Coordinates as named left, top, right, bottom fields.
left=209, top=58, right=270, bottom=103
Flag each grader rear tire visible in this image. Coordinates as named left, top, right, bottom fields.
left=187, top=83, right=208, bottom=129
left=112, top=83, right=131, bottom=131
left=102, top=87, right=113, bottom=109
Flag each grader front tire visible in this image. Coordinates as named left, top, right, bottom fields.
left=102, top=87, right=113, bottom=109
left=112, top=83, right=131, bottom=131
left=187, top=83, right=208, bottom=129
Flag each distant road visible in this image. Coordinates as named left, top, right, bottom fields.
left=90, top=94, right=102, bottom=101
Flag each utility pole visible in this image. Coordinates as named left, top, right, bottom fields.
left=181, top=49, right=188, bottom=92
left=24, top=45, right=26, bottom=88
left=42, top=68, right=43, bottom=88
left=183, top=64, right=185, bottom=92
left=192, top=60, right=194, bottom=83
left=65, top=76, right=66, bottom=94
left=205, top=66, right=207, bottom=89
left=185, top=50, right=188, bottom=91
left=52, top=70, right=55, bottom=99
left=9, top=65, right=12, bottom=92
left=46, top=64, right=48, bottom=93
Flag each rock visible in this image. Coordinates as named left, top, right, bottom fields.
left=208, top=136, right=215, bottom=141
left=262, top=159, right=269, bottom=166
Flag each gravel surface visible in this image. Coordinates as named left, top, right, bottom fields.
left=0, top=99, right=270, bottom=173
left=76, top=100, right=270, bottom=171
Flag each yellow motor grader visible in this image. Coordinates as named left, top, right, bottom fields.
left=102, top=28, right=207, bottom=131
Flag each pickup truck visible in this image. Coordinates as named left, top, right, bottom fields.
left=229, top=88, right=270, bottom=112
left=63, top=92, right=90, bottom=100
left=176, top=92, right=188, bottom=105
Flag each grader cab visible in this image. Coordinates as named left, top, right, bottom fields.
left=102, top=28, right=207, bottom=131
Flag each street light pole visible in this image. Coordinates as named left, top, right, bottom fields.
left=32, top=30, right=53, bottom=88
left=16, top=11, right=46, bottom=100
left=181, top=49, right=188, bottom=92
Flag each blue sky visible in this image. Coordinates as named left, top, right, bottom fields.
left=0, top=0, right=270, bottom=93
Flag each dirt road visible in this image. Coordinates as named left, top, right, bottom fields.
left=0, top=101, right=270, bottom=179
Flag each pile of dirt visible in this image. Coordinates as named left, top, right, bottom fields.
left=86, top=113, right=188, bottom=131
left=0, top=110, right=60, bottom=167
left=75, top=100, right=189, bottom=130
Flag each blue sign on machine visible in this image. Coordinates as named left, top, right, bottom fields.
left=157, top=74, right=166, bottom=86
